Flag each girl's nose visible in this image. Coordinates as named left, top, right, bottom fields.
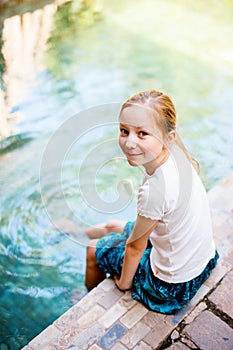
left=125, top=139, right=137, bottom=149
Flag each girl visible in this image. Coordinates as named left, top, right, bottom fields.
left=85, top=89, right=219, bottom=314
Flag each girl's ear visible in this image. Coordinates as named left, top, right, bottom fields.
left=165, top=131, right=176, bottom=147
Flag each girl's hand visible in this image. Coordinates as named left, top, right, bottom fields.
left=113, top=275, right=132, bottom=292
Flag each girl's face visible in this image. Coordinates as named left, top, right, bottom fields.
left=119, top=105, right=169, bottom=175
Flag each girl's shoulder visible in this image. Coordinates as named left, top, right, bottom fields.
left=143, top=151, right=180, bottom=190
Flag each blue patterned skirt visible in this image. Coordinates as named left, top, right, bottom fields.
left=96, top=221, right=219, bottom=314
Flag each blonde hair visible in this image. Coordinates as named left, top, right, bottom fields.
left=120, top=89, right=199, bottom=172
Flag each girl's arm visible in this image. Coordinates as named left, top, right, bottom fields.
left=114, top=215, right=158, bottom=291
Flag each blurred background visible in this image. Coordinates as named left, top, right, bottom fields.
left=0, top=0, right=232, bottom=348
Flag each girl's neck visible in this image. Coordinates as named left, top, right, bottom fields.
left=144, top=148, right=170, bottom=175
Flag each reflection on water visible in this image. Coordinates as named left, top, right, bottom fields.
left=0, top=0, right=66, bottom=140
left=0, top=0, right=233, bottom=348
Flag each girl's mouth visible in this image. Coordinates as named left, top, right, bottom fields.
left=126, top=153, right=143, bottom=157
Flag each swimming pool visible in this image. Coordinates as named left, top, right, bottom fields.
left=0, top=0, right=233, bottom=348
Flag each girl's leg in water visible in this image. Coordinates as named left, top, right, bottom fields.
left=86, top=220, right=126, bottom=239
left=85, top=220, right=127, bottom=290
left=85, top=239, right=105, bottom=290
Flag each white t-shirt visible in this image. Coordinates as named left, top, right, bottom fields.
left=137, top=144, right=216, bottom=283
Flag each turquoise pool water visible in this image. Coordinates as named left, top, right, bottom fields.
left=0, top=0, right=233, bottom=348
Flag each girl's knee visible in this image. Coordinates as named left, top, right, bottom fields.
left=86, top=245, right=95, bottom=258
left=86, top=244, right=98, bottom=267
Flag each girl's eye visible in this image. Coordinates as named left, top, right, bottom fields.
left=138, top=131, right=148, bottom=137
left=120, top=128, right=128, bottom=135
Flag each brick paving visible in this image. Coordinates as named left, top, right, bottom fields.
left=183, top=309, right=233, bottom=350
left=22, top=172, right=233, bottom=350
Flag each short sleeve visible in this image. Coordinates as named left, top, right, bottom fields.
left=137, top=172, right=166, bottom=220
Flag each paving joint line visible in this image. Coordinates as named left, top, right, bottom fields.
left=204, top=298, right=233, bottom=329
